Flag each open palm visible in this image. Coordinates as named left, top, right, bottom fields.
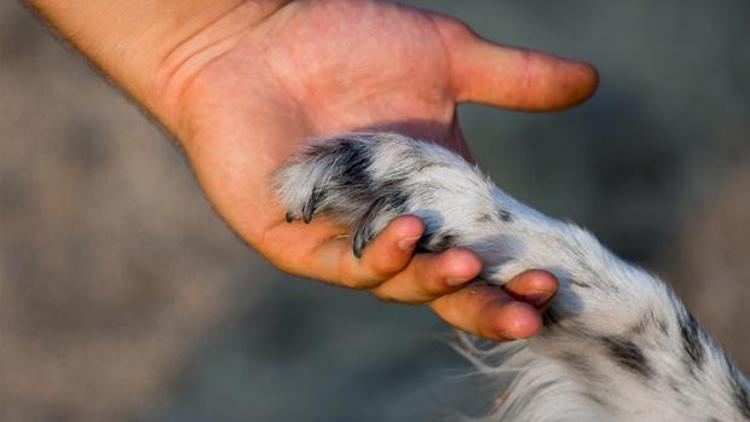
left=165, top=0, right=597, bottom=340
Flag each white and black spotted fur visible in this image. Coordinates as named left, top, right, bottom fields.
left=274, top=133, right=750, bottom=421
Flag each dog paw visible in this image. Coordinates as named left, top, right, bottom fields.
left=274, top=134, right=410, bottom=257
left=274, top=132, right=493, bottom=258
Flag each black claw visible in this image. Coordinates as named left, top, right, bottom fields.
left=350, top=196, right=391, bottom=258
left=302, top=188, right=322, bottom=224
left=302, top=209, right=313, bottom=224
left=352, top=239, right=365, bottom=259
left=352, top=225, right=371, bottom=259
left=285, top=212, right=293, bottom=223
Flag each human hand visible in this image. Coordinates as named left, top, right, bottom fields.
left=33, top=0, right=596, bottom=340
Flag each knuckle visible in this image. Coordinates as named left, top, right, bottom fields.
left=338, top=258, right=380, bottom=290
left=423, top=275, right=449, bottom=296
left=366, top=258, right=394, bottom=277
left=362, top=250, right=407, bottom=279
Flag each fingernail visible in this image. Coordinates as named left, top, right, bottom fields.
left=526, top=291, right=554, bottom=307
left=398, top=236, right=420, bottom=251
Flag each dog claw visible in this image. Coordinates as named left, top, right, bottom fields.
left=352, top=233, right=367, bottom=258
left=302, top=208, right=314, bottom=224
left=302, top=188, right=322, bottom=224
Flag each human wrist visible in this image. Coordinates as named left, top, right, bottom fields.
left=28, top=0, right=291, bottom=132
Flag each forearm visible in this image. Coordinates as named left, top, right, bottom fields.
left=28, top=0, right=289, bottom=131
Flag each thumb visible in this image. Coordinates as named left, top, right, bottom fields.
left=433, top=17, right=598, bottom=111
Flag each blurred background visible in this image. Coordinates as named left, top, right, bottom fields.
left=1, top=1, right=749, bottom=420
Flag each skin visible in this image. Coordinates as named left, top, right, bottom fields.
left=29, top=0, right=598, bottom=341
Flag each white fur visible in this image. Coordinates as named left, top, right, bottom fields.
left=275, top=133, right=750, bottom=421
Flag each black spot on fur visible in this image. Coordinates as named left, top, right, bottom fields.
left=729, top=367, right=750, bottom=419
left=601, top=336, right=652, bottom=378
left=385, top=190, right=409, bottom=211
left=377, top=181, right=410, bottom=213
left=430, top=233, right=457, bottom=252
left=415, top=229, right=436, bottom=253
left=679, top=311, right=705, bottom=370
left=497, top=208, right=513, bottom=222
left=477, top=213, right=494, bottom=223
left=294, top=137, right=376, bottom=224
left=329, top=138, right=373, bottom=186
left=542, top=308, right=565, bottom=327
left=569, top=278, right=592, bottom=289
left=736, top=388, right=750, bottom=420
left=630, top=310, right=668, bottom=337
left=559, top=352, right=602, bottom=382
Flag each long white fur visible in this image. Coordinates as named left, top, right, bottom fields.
left=274, top=132, right=750, bottom=421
